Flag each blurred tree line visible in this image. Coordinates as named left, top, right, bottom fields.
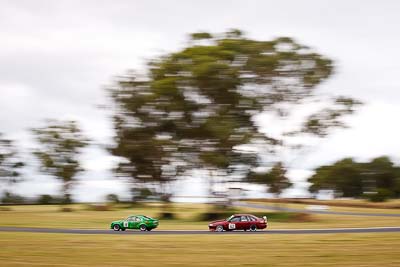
left=308, top=156, right=400, bottom=201
left=5, top=29, right=390, bottom=206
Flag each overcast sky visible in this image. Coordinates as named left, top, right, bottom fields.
left=1, top=0, right=400, bottom=201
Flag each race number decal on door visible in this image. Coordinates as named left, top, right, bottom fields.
left=228, top=223, right=236, bottom=229
left=123, top=221, right=128, bottom=228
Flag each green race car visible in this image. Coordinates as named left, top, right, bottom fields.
left=110, top=215, right=159, bottom=231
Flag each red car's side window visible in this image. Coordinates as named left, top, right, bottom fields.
left=230, top=217, right=241, bottom=222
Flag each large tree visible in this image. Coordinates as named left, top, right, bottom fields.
left=109, top=29, right=360, bottom=202
left=32, top=120, right=88, bottom=203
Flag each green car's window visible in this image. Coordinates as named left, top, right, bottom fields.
left=134, top=217, right=141, bottom=222
left=127, top=217, right=135, bottom=221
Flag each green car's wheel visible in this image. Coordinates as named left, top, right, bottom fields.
left=216, top=225, right=224, bottom=232
left=113, top=224, right=120, bottom=231
left=139, top=224, right=147, bottom=231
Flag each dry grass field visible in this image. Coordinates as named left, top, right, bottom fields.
left=1, top=232, right=400, bottom=267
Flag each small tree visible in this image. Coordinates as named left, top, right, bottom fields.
left=247, top=162, right=292, bottom=198
left=106, top=193, right=120, bottom=204
left=0, top=133, right=24, bottom=199
left=32, top=120, right=88, bottom=204
left=36, top=194, right=55, bottom=205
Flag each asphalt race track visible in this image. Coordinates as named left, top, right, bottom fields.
left=1, top=226, right=400, bottom=235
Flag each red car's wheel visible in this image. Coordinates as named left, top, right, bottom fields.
left=216, top=225, right=224, bottom=232
left=250, top=225, right=257, bottom=231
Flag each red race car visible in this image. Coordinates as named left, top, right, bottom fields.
left=208, top=214, right=267, bottom=232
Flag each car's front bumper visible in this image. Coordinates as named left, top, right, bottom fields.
left=208, top=225, right=217, bottom=231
